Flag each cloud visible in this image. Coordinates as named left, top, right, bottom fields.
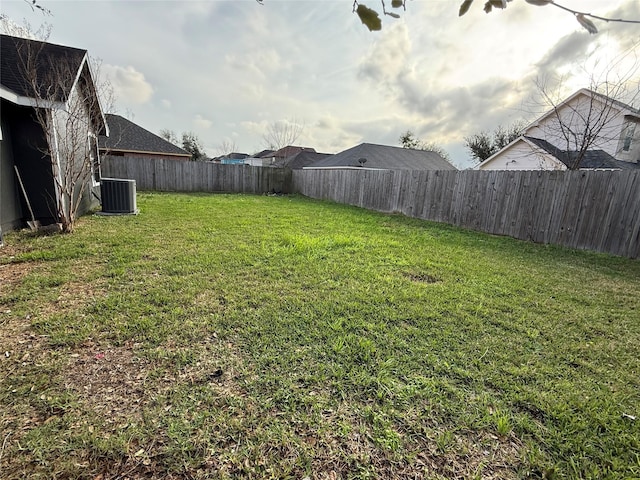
left=535, top=32, right=592, bottom=77
left=240, top=120, right=268, bottom=136
left=193, top=114, right=213, bottom=129
left=358, top=22, right=412, bottom=88
left=224, top=49, right=289, bottom=80
left=161, top=99, right=172, bottom=109
left=102, top=64, right=153, bottom=105
left=358, top=25, right=526, bottom=145
left=316, top=115, right=339, bottom=130
left=600, top=2, right=640, bottom=47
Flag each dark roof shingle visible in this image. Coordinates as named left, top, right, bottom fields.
left=525, top=136, right=640, bottom=170
left=1, top=33, right=86, bottom=101
left=99, top=114, right=191, bottom=157
left=285, top=151, right=331, bottom=169
left=307, top=143, right=456, bottom=171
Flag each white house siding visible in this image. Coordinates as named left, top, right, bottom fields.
left=244, top=158, right=265, bottom=167
left=525, top=93, right=626, bottom=158
left=50, top=79, right=100, bottom=216
left=479, top=140, right=565, bottom=170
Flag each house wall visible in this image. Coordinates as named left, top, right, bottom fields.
left=1, top=101, right=57, bottom=227
left=244, top=158, right=266, bottom=167
left=50, top=83, right=100, bottom=220
left=479, top=140, right=565, bottom=170
left=526, top=93, right=626, bottom=159
left=0, top=103, right=24, bottom=231
left=0, top=84, right=101, bottom=233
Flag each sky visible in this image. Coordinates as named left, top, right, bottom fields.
left=2, top=0, right=639, bottom=167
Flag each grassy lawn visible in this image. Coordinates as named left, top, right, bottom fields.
left=1, top=192, right=639, bottom=479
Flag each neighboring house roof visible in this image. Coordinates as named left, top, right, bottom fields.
left=589, top=89, right=640, bottom=118
left=1, top=34, right=107, bottom=136
left=262, top=146, right=316, bottom=159
left=1, top=33, right=86, bottom=103
left=525, top=136, right=640, bottom=170
left=253, top=149, right=275, bottom=158
left=526, top=88, right=640, bottom=130
left=99, top=114, right=191, bottom=157
left=284, top=151, right=331, bottom=170
left=478, top=87, right=640, bottom=170
left=216, top=152, right=250, bottom=160
left=307, top=143, right=456, bottom=171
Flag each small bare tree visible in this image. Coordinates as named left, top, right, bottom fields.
left=262, top=118, right=304, bottom=151
left=14, top=36, right=107, bottom=232
left=215, top=139, right=239, bottom=157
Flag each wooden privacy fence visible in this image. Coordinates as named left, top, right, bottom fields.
left=101, top=156, right=640, bottom=258
left=102, top=156, right=291, bottom=194
left=292, top=169, right=640, bottom=259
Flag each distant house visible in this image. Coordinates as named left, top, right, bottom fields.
left=259, top=146, right=316, bottom=165
left=221, top=154, right=250, bottom=165
left=284, top=150, right=331, bottom=170
left=305, top=143, right=456, bottom=171
left=246, top=146, right=318, bottom=167
left=0, top=33, right=107, bottom=233
left=252, top=149, right=275, bottom=159
left=99, top=114, right=191, bottom=161
left=478, top=88, right=640, bottom=170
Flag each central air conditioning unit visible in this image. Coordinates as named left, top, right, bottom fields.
left=100, top=178, right=137, bottom=214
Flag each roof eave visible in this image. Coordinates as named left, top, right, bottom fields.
left=100, top=147, right=191, bottom=158
left=81, top=55, right=109, bottom=137
left=476, top=136, right=527, bottom=168
left=524, top=88, right=635, bottom=132
left=0, top=85, right=65, bottom=108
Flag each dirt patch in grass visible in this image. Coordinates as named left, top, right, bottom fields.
left=43, top=279, right=106, bottom=316
left=64, top=336, right=248, bottom=423
left=421, top=430, right=523, bottom=479
left=0, top=253, right=38, bottom=298
left=64, top=340, right=151, bottom=425
left=302, top=415, right=523, bottom=479
left=403, top=271, right=441, bottom=284
left=0, top=315, right=55, bottom=474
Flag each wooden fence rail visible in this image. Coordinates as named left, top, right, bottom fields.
left=102, top=156, right=640, bottom=258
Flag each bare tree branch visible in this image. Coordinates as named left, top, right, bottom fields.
left=533, top=71, right=640, bottom=169
left=260, top=1, right=640, bottom=33
left=262, top=119, right=304, bottom=151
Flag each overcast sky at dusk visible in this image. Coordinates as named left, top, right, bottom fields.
left=2, top=0, right=639, bottom=167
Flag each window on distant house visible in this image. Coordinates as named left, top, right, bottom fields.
left=622, top=121, right=636, bottom=152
